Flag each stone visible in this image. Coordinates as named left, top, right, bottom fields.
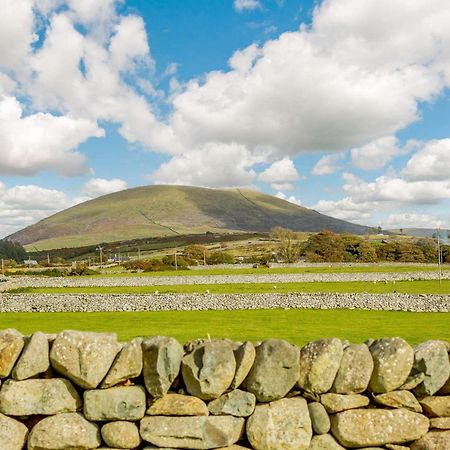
left=246, top=397, right=312, bottom=450
left=101, top=337, right=143, bottom=388
left=140, top=415, right=245, bottom=449
left=84, top=386, right=146, bottom=421
left=244, top=339, right=299, bottom=402
left=0, top=329, right=24, bottom=378
left=143, top=336, right=184, bottom=398
left=430, top=417, right=450, bottom=429
left=331, top=344, right=373, bottom=394
left=330, top=408, right=429, bottom=447
left=308, top=402, right=330, bottom=435
left=385, top=445, right=410, bottom=450
left=0, top=412, right=28, bottom=450
left=208, top=389, right=256, bottom=417
left=368, top=337, right=414, bottom=393
left=101, top=421, right=141, bottom=448
left=0, top=378, right=81, bottom=416
left=147, top=393, right=208, bottom=416
left=410, top=430, right=450, bottom=449
left=298, top=338, right=343, bottom=394
left=182, top=340, right=236, bottom=400
left=320, top=393, right=369, bottom=413
left=11, top=331, right=49, bottom=380
left=412, top=340, right=450, bottom=396
left=27, top=413, right=101, bottom=450
left=373, top=390, right=422, bottom=413
left=230, top=341, right=255, bottom=389
left=308, top=434, right=345, bottom=450
left=50, top=330, right=120, bottom=389
left=420, top=396, right=450, bottom=417
left=400, top=372, right=426, bottom=390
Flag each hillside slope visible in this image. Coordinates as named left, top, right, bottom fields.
left=8, top=185, right=368, bottom=250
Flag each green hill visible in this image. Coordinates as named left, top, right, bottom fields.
left=8, top=185, right=368, bottom=250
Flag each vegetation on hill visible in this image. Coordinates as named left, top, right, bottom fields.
left=0, top=239, right=27, bottom=263
left=8, top=185, right=368, bottom=250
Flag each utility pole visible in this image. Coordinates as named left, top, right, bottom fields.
left=138, top=247, right=141, bottom=261
left=96, top=245, right=104, bottom=269
left=47, top=253, right=50, bottom=266
left=203, top=249, right=206, bottom=266
left=1, top=258, right=4, bottom=276
left=174, top=251, right=178, bottom=271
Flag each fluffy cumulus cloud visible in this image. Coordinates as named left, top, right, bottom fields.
left=275, top=192, right=301, bottom=206
left=0, top=183, right=71, bottom=238
left=259, top=158, right=299, bottom=190
left=0, top=96, right=103, bottom=176
left=82, top=177, right=128, bottom=198
left=383, top=213, right=444, bottom=229
left=312, top=197, right=373, bottom=224
left=312, top=153, right=345, bottom=176
left=234, top=0, right=262, bottom=12
left=351, top=136, right=407, bottom=171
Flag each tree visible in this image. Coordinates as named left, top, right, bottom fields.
left=0, top=239, right=27, bottom=263
left=183, top=245, right=209, bottom=264
left=271, top=227, right=303, bottom=263
left=302, top=230, right=345, bottom=262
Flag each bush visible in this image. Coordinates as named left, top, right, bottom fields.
left=206, top=251, right=235, bottom=265
left=302, top=231, right=345, bottom=262
left=0, top=239, right=27, bottom=263
left=68, top=263, right=99, bottom=276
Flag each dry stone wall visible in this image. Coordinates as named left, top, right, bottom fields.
left=0, top=328, right=449, bottom=450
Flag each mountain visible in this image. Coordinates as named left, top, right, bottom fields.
left=8, top=185, right=369, bottom=250
left=387, top=228, right=450, bottom=242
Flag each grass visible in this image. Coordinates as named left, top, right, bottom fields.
left=91, top=264, right=450, bottom=277
left=10, top=280, right=450, bottom=295
left=1, top=309, right=448, bottom=346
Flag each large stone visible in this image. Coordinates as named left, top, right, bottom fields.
left=84, top=386, right=146, bottom=421
left=412, top=340, right=450, bottom=396
left=246, top=397, right=312, bottom=450
left=309, top=434, right=345, bottom=450
left=410, top=430, right=450, bottom=449
left=27, top=412, right=101, bottom=450
left=147, top=393, right=208, bottom=416
left=182, top=340, right=236, bottom=400
left=331, top=344, right=373, bottom=394
left=373, top=390, right=422, bottom=413
left=430, top=417, right=450, bottom=429
left=11, top=331, right=49, bottom=380
left=244, top=339, right=299, bottom=402
left=0, top=412, right=28, bottom=450
left=368, top=337, right=414, bottom=393
left=208, top=389, right=256, bottom=417
left=0, top=329, right=24, bottom=378
left=320, top=393, right=369, bottom=414
left=50, top=330, right=120, bottom=389
left=101, top=421, right=141, bottom=448
left=230, top=341, right=255, bottom=389
left=101, top=337, right=143, bottom=389
left=143, top=336, right=184, bottom=398
left=298, top=338, right=343, bottom=394
left=140, top=415, right=245, bottom=449
left=420, top=396, right=450, bottom=417
left=0, top=378, right=81, bottom=416
left=330, top=408, right=429, bottom=447
left=308, top=402, right=330, bottom=435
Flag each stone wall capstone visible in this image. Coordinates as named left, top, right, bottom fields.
left=0, top=328, right=449, bottom=449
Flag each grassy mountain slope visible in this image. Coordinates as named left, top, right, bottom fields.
left=8, top=185, right=368, bottom=250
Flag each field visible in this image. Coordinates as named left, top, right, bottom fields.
left=1, top=309, right=449, bottom=346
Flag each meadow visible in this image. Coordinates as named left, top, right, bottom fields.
left=1, top=309, right=449, bottom=346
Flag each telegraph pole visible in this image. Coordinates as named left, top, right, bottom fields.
left=174, top=251, right=178, bottom=271
left=437, top=229, right=442, bottom=286
left=1, top=258, right=4, bottom=276
left=96, top=245, right=104, bottom=269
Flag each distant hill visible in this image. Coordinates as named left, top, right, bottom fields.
left=8, top=185, right=369, bottom=250
left=388, top=228, right=450, bottom=242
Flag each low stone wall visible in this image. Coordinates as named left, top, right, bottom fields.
left=0, top=329, right=449, bottom=449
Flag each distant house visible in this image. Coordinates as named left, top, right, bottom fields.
left=24, top=259, right=38, bottom=266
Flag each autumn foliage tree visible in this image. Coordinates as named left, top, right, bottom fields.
left=271, top=227, right=303, bottom=263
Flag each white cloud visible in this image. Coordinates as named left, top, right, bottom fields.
left=151, top=143, right=258, bottom=188
left=403, top=139, right=450, bottom=181
left=259, top=158, right=299, bottom=190
left=0, top=96, right=103, bottom=176
left=383, top=213, right=444, bottom=229
left=82, top=178, right=128, bottom=198
left=351, top=136, right=407, bottom=170
left=312, top=153, right=345, bottom=176
left=234, top=0, right=262, bottom=12
left=313, top=197, right=373, bottom=224
left=0, top=183, right=71, bottom=238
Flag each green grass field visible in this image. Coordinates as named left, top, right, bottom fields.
left=11, top=279, right=450, bottom=295
left=94, top=264, right=450, bottom=277
left=1, top=309, right=448, bottom=346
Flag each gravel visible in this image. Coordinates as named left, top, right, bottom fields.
left=1, top=292, right=449, bottom=313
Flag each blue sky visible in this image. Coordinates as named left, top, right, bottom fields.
left=1, top=0, right=450, bottom=238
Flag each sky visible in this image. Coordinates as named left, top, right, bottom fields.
left=1, top=0, right=450, bottom=239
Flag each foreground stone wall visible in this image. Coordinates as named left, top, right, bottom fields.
left=0, top=329, right=449, bottom=450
